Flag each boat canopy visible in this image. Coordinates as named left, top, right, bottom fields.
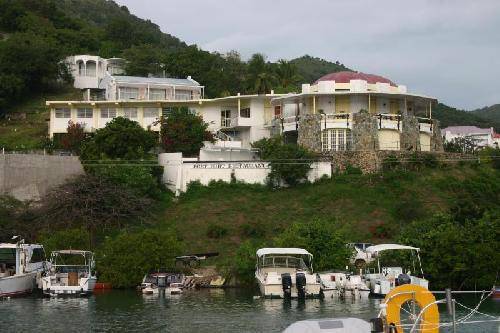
left=256, top=248, right=312, bottom=258
left=53, top=250, right=92, bottom=255
left=366, top=244, right=419, bottom=253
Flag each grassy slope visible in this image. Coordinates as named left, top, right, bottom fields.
left=159, top=165, right=498, bottom=261
left=0, top=87, right=81, bottom=150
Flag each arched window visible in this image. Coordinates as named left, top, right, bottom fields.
left=86, top=60, right=96, bottom=77
left=321, top=129, right=352, bottom=152
left=77, top=60, right=85, bottom=76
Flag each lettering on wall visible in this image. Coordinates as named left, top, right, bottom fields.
left=192, top=162, right=270, bottom=169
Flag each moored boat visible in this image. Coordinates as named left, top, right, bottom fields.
left=0, top=237, right=47, bottom=298
left=41, top=250, right=97, bottom=297
left=363, top=244, right=428, bottom=296
left=255, top=248, right=320, bottom=299
left=138, top=270, right=184, bottom=295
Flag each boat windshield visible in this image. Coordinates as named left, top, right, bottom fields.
left=52, top=253, right=93, bottom=273
left=260, top=255, right=309, bottom=270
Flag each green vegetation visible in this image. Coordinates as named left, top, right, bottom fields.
left=1, top=161, right=499, bottom=289
left=252, top=136, right=314, bottom=186
left=290, top=55, right=351, bottom=83
left=433, top=103, right=500, bottom=131
left=160, top=107, right=214, bottom=157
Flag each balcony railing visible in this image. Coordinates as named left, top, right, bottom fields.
left=377, top=113, right=401, bottom=131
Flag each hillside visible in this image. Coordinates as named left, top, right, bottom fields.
left=433, top=103, right=500, bottom=131
left=290, top=55, right=351, bottom=83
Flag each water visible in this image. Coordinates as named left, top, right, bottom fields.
left=1, top=289, right=498, bottom=332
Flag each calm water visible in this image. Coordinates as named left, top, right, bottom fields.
left=0, top=289, right=498, bottom=332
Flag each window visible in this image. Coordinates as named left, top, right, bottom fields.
left=30, top=248, right=46, bottom=263
left=55, top=108, right=71, bottom=118
left=124, top=108, right=137, bottom=119
left=120, top=87, right=139, bottom=100
left=150, top=89, right=166, bottom=100
left=144, top=108, right=159, bottom=118
left=101, top=108, right=116, bottom=118
left=221, top=110, right=231, bottom=127
left=321, top=129, right=352, bottom=152
left=240, top=108, right=250, bottom=118
left=77, top=108, right=93, bottom=118
left=274, top=105, right=282, bottom=118
left=175, top=90, right=192, bottom=100
left=162, top=107, right=174, bottom=118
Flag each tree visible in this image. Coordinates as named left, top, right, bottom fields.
left=60, top=121, right=87, bottom=154
left=252, top=136, right=314, bottom=186
left=160, top=107, right=214, bottom=156
left=97, top=229, right=183, bottom=288
left=275, top=59, right=301, bottom=91
left=80, top=117, right=157, bottom=161
left=247, top=53, right=276, bottom=94
left=34, top=174, right=154, bottom=248
left=275, top=219, right=351, bottom=271
left=123, top=44, right=164, bottom=76
left=443, top=136, right=478, bottom=154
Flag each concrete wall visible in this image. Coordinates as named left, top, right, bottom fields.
left=159, top=153, right=331, bottom=196
left=0, top=154, right=84, bottom=201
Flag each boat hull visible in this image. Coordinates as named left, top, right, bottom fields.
left=258, top=281, right=321, bottom=298
left=42, top=277, right=97, bottom=297
left=0, top=272, right=36, bottom=297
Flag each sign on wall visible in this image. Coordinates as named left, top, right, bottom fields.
left=191, top=162, right=270, bottom=169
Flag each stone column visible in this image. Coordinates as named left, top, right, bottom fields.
left=351, top=111, right=379, bottom=151
left=400, top=115, right=421, bottom=151
left=297, top=114, right=322, bottom=152
left=431, top=119, right=444, bottom=152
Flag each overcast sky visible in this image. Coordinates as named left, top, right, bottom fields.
left=115, top=0, right=500, bottom=110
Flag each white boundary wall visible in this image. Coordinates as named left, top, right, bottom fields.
left=159, top=153, right=331, bottom=196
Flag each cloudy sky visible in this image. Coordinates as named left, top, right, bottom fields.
left=115, top=0, right=500, bottom=110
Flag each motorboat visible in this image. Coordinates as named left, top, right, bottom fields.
left=138, top=270, right=184, bottom=295
left=362, top=244, right=428, bottom=296
left=317, top=272, right=346, bottom=299
left=255, top=248, right=320, bottom=298
left=41, top=250, right=97, bottom=297
left=343, top=274, right=370, bottom=299
left=318, top=271, right=369, bottom=299
left=0, top=237, right=47, bottom=298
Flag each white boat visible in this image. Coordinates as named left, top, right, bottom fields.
left=0, top=238, right=47, bottom=298
left=363, top=244, right=428, bottom=296
left=166, top=282, right=183, bottom=295
left=138, top=271, right=184, bottom=295
left=141, top=282, right=159, bottom=295
left=41, top=250, right=97, bottom=297
left=255, top=248, right=320, bottom=298
left=318, top=271, right=370, bottom=299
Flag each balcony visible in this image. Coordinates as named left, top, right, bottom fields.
left=323, top=113, right=351, bottom=129
left=417, top=118, right=433, bottom=133
left=377, top=114, right=401, bottom=131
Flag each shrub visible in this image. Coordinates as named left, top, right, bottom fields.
left=232, top=240, right=263, bottom=285
left=479, top=147, right=500, bottom=169
left=160, top=107, right=214, bottom=157
left=97, top=229, right=183, bottom=288
left=206, top=223, right=229, bottom=239
left=275, top=219, right=350, bottom=271
left=422, top=153, right=439, bottom=168
left=345, top=164, right=362, bottom=175
left=60, top=121, right=88, bottom=154
left=398, top=213, right=500, bottom=289
left=80, top=117, right=157, bottom=160
left=39, top=229, right=90, bottom=254
left=252, top=136, right=314, bottom=187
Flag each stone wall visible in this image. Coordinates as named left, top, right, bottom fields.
left=351, top=111, right=379, bottom=151
left=0, top=154, right=84, bottom=201
left=400, top=115, right=421, bottom=151
left=297, top=114, right=322, bottom=152
left=329, top=151, right=473, bottom=174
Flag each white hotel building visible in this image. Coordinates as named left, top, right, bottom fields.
left=48, top=55, right=443, bottom=153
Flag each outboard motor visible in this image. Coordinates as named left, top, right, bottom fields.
left=396, top=273, right=411, bottom=286
left=281, top=273, right=292, bottom=298
left=296, top=272, right=307, bottom=299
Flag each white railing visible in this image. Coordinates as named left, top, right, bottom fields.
left=377, top=113, right=401, bottom=131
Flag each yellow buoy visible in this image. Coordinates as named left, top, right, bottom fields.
left=384, top=284, right=439, bottom=333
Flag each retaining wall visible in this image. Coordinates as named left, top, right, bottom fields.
left=0, top=154, right=84, bottom=201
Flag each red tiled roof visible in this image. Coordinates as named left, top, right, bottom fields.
left=315, top=71, right=397, bottom=87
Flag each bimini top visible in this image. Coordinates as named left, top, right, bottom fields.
left=366, top=244, right=419, bottom=253
left=256, top=248, right=312, bottom=257
left=315, top=71, right=397, bottom=87
left=53, top=250, right=93, bottom=255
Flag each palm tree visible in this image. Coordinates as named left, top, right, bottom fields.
left=276, top=59, right=301, bottom=89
